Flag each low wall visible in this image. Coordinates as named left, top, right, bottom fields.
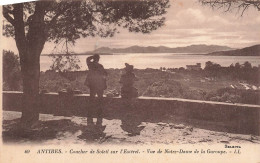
left=2, top=91, right=260, bottom=135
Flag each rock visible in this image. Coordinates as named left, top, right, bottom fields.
left=137, top=124, right=146, bottom=127
left=157, top=122, right=168, bottom=126
left=251, top=135, right=259, bottom=141
left=182, top=131, right=191, bottom=136
left=188, top=140, right=196, bottom=144
left=185, top=126, right=193, bottom=132
left=199, top=138, right=212, bottom=142
left=169, top=124, right=185, bottom=129
left=219, top=140, right=229, bottom=144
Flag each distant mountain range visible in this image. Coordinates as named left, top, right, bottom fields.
left=93, top=44, right=233, bottom=54
left=206, top=44, right=260, bottom=56
left=42, top=44, right=260, bottom=56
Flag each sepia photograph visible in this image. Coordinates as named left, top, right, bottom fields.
left=1, top=0, right=260, bottom=162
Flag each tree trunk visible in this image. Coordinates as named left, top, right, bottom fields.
left=12, top=2, right=47, bottom=125
left=20, top=50, right=41, bottom=124
left=19, top=39, right=46, bottom=125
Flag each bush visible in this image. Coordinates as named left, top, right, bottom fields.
left=3, top=50, right=21, bottom=91
left=206, top=88, right=259, bottom=104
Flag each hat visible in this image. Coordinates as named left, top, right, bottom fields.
left=125, top=63, right=134, bottom=72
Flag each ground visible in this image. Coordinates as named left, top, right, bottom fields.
left=2, top=111, right=260, bottom=145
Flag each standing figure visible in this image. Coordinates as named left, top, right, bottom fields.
left=119, top=63, right=138, bottom=98
left=119, top=63, right=143, bottom=136
left=85, top=54, right=107, bottom=126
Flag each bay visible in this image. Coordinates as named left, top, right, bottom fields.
left=40, top=53, right=260, bottom=72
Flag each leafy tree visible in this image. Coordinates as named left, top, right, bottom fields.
left=2, top=0, right=170, bottom=124
left=205, top=61, right=220, bottom=71
left=204, top=61, right=221, bottom=77
left=3, top=50, right=21, bottom=91
left=241, top=61, right=253, bottom=81
left=242, top=61, right=252, bottom=69
left=235, top=62, right=241, bottom=69
left=205, top=61, right=213, bottom=70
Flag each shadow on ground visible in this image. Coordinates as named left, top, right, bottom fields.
left=2, top=115, right=146, bottom=144
left=2, top=118, right=108, bottom=143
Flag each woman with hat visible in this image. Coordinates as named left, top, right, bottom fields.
left=119, top=63, right=138, bottom=98
left=119, top=63, right=142, bottom=136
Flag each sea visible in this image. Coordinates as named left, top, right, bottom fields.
left=40, top=53, right=260, bottom=71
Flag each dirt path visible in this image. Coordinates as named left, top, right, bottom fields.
left=2, top=111, right=260, bottom=145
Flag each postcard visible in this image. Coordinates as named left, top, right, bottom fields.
left=1, top=0, right=260, bottom=162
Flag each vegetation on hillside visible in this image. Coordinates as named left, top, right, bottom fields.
left=3, top=50, right=260, bottom=105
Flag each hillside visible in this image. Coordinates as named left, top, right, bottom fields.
left=207, top=44, right=260, bottom=56
left=93, top=44, right=233, bottom=54
left=42, top=44, right=260, bottom=56
left=42, top=52, right=113, bottom=56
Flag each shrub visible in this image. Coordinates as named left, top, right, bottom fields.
left=3, top=50, right=21, bottom=91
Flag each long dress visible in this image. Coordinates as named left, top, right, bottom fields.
left=120, top=72, right=138, bottom=98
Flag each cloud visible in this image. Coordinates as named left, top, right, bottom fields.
left=2, top=0, right=260, bottom=53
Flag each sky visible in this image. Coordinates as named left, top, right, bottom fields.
left=1, top=0, right=260, bottom=54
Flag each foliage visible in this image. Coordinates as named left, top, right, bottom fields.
left=2, top=50, right=21, bottom=91
left=202, top=61, right=259, bottom=84
left=2, top=0, right=170, bottom=74
left=2, top=0, right=170, bottom=83
left=206, top=88, right=260, bottom=105
left=204, top=61, right=221, bottom=77
left=2, top=0, right=170, bottom=122
left=143, top=80, right=184, bottom=98
left=3, top=67, right=252, bottom=105
left=3, top=0, right=170, bottom=42
left=50, top=54, right=81, bottom=72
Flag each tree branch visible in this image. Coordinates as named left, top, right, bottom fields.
left=199, top=0, right=260, bottom=16
left=12, top=3, right=27, bottom=56
left=47, top=4, right=71, bottom=27
left=3, top=6, right=15, bottom=26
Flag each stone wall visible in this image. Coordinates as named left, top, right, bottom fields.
left=2, top=91, right=260, bottom=135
